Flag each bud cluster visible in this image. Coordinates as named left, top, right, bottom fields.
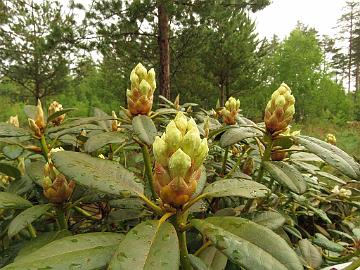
left=152, top=112, right=208, bottom=207
left=7, top=115, right=19, bottom=128
left=264, top=83, right=295, bottom=134
left=43, top=161, right=75, bottom=203
left=28, top=100, right=46, bottom=138
left=127, top=63, right=156, bottom=116
left=48, top=101, right=65, bottom=126
left=325, top=133, right=336, bottom=145
left=331, top=185, right=351, bottom=198
left=220, top=97, right=240, bottom=125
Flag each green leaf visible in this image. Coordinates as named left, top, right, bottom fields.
left=108, top=220, right=179, bottom=270
left=47, top=108, right=76, bottom=123
left=316, top=171, right=346, bottom=185
left=3, top=232, right=123, bottom=270
left=7, top=175, right=34, bottom=195
left=132, top=115, right=157, bottom=145
left=297, top=239, right=322, bottom=269
left=188, top=254, right=209, bottom=270
left=0, top=163, right=21, bottom=179
left=295, top=136, right=360, bottom=179
left=203, top=178, right=269, bottom=199
left=26, top=160, right=45, bottom=186
left=52, top=151, right=143, bottom=196
left=307, top=205, right=332, bottom=224
left=15, top=230, right=71, bottom=260
left=220, top=126, right=263, bottom=147
left=84, top=131, right=126, bottom=152
left=2, top=145, right=23, bottom=160
left=0, top=123, right=31, bottom=138
left=264, top=161, right=307, bottom=194
left=0, top=192, right=32, bottom=209
left=252, top=211, right=286, bottom=230
left=312, top=233, right=345, bottom=252
left=191, top=217, right=303, bottom=270
left=198, top=246, right=227, bottom=270
left=8, top=204, right=52, bottom=237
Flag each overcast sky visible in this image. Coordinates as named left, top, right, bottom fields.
left=253, top=0, right=346, bottom=39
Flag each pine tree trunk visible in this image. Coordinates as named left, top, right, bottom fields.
left=348, top=8, right=353, bottom=93
left=158, top=1, right=170, bottom=100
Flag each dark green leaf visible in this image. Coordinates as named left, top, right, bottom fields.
left=0, top=123, right=31, bottom=138
left=203, top=178, right=269, bottom=199
left=191, top=217, right=303, bottom=270
left=52, top=151, right=143, bottom=196
left=3, top=232, right=123, bottom=270
left=198, top=246, right=227, bottom=270
left=108, top=220, right=179, bottom=270
left=8, top=204, right=52, bottom=237
left=264, top=161, right=307, bottom=194
left=312, top=233, right=345, bottom=252
left=297, top=239, right=322, bottom=269
left=0, top=163, right=21, bottom=179
left=15, top=230, right=71, bottom=260
left=296, top=136, right=360, bottom=179
left=84, top=131, right=126, bottom=152
left=2, top=145, right=23, bottom=159
left=252, top=211, right=286, bottom=230
left=132, top=115, right=157, bottom=145
left=0, top=192, right=32, bottom=209
left=220, top=126, right=263, bottom=147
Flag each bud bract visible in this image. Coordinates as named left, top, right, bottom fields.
left=127, top=63, right=156, bottom=116
left=43, top=162, right=75, bottom=203
left=264, top=83, right=295, bottom=134
left=28, top=99, right=46, bottom=138
left=152, top=112, right=208, bottom=207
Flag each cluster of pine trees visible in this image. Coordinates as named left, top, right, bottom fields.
left=0, top=0, right=358, bottom=123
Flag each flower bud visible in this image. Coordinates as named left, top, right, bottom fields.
left=111, top=111, right=120, bottom=131
left=127, top=63, right=156, bottom=116
left=174, top=95, right=180, bottom=110
left=48, top=101, right=65, bottom=126
left=153, top=136, right=168, bottom=167
left=181, top=127, right=201, bottom=160
left=174, top=111, right=188, bottom=135
left=168, top=149, right=191, bottom=178
left=220, top=96, right=240, bottom=125
left=164, top=121, right=182, bottom=153
left=43, top=161, right=75, bottom=203
left=7, top=115, right=19, bottom=128
left=28, top=100, right=46, bottom=138
left=264, top=83, right=295, bottom=134
left=28, top=118, right=42, bottom=138
left=152, top=112, right=208, bottom=207
left=325, top=133, right=336, bottom=145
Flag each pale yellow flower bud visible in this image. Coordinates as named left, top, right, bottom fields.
left=165, top=121, right=182, bottom=153
left=168, top=149, right=192, bottom=179
left=139, top=79, right=151, bottom=95
left=48, top=101, right=65, bottom=126
left=153, top=136, right=168, bottom=167
left=194, top=138, right=209, bottom=169
left=174, top=112, right=188, bottom=135
left=7, top=115, right=19, bottom=128
left=181, top=127, right=201, bottom=159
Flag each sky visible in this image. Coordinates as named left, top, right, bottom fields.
left=252, top=0, right=346, bottom=40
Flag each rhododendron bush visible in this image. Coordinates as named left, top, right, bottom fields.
left=0, top=64, right=359, bottom=270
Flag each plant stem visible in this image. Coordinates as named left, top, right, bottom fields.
left=73, top=206, right=98, bottom=221
left=194, top=241, right=211, bottom=256
left=221, top=146, right=229, bottom=175
left=40, top=135, right=49, bottom=162
left=344, top=257, right=360, bottom=270
left=27, top=224, right=37, bottom=238
left=141, top=144, right=157, bottom=200
left=56, top=205, right=68, bottom=230
left=225, top=150, right=247, bottom=179
left=176, top=212, right=192, bottom=270
left=243, top=134, right=273, bottom=213
left=139, top=194, right=163, bottom=215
